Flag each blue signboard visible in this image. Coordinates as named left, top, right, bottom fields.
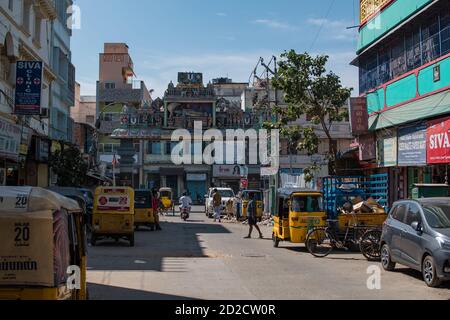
left=398, top=124, right=427, bottom=166
left=14, top=61, right=43, bottom=115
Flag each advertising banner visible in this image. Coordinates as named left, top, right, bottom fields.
left=96, top=188, right=131, bottom=212
left=0, top=210, right=54, bottom=287
left=213, top=165, right=247, bottom=178
left=0, top=117, right=21, bottom=161
left=377, top=129, right=397, bottom=167
left=358, top=134, right=376, bottom=161
left=427, top=117, right=450, bottom=164
left=14, top=61, right=43, bottom=115
left=398, top=124, right=427, bottom=166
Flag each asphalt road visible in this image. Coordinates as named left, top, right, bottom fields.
left=87, top=206, right=450, bottom=300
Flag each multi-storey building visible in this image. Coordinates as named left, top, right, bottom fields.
left=96, top=43, right=152, bottom=186
left=352, top=0, right=450, bottom=203
left=0, top=0, right=60, bottom=187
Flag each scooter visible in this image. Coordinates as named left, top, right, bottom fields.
left=180, top=206, right=191, bottom=221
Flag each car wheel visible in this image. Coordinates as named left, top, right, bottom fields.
left=422, top=256, right=442, bottom=288
left=380, top=244, right=396, bottom=271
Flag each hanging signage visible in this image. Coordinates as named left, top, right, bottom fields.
left=358, top=134, right=376, bottom=161
left=377, top=129, right=397, bottom=167
left=35, top=138, right=50, bottom=162
left=213, top=165, right=247, bottom=178
left=350, top=97, right=369, bottom=135
left=14, top=61, right=43, bottom=115
left=427, top=117, right=450, bottom=164
left=398, top=124, right=427, bottom=166
left=240, top=178, right=249, bottom=190
left=0, top=117, right=21, bottom=161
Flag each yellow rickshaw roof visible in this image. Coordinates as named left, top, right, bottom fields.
left=277, top=187, right=322, bottom=199
left=0, top=187, right=81, bottom=213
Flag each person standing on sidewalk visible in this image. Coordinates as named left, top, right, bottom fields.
left=234, top=191, right=242, bottom=221
left=151, top=190, right=162, bottom=231
left=212, top=189, right=222, bottom=223
left=244, top=193, right=263, bottom=239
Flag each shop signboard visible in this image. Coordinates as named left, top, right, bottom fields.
left=350, top=97, right=369, bottom=135
left=427, top=117, right=450, bottom=164
left=377, top=129, right=397, bottom=167
left=0, top=117, right=21, bottom=161
left=186, top=173, right=207, bottom=181
left=14, top=61, right=43, bottom=115
left=398, top=124, right=427, bottom=166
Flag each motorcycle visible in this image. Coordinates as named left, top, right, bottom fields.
left=180, top=206, right=191, bottom=221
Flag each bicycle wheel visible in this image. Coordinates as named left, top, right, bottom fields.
left=306, top=228, right=334, bottom=258
left=360, top=229, right=382, bottom=261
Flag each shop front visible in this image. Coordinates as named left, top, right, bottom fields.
left=186, top=173, right=208, bottom=204
left=0, top=115, right=22, bottom=186
left=427, top=116, right=450, bottom=185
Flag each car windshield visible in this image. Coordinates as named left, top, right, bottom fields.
left=292, top=196, right=323, bottom=213
left=219, top=190, right=234, bottom=198
left=422, top=203, right=450, bottom=229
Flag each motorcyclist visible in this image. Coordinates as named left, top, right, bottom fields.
left=179, top=192, right=193, bottom=213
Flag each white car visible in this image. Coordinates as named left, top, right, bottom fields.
left=205, top=188, right=235, bottom=218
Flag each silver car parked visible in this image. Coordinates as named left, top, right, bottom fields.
left=380, top=198, right=450, bottom=287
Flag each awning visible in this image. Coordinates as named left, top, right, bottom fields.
left=369, top=90, right=450, bottom=131
left=160, top=167, right=184, bottom=176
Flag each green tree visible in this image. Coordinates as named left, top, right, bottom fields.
left=49, top=143, right=88, bottom=187
left=265, top=50, right=352, bottom=180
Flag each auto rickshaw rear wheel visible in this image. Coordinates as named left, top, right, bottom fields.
left=272, top=234, right=280, bottom=248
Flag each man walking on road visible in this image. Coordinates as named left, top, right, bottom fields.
left=245, top=193, right=263, bottom=239
left=212, top=188, right=222, bottom=223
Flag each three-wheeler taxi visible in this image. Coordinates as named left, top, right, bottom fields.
left=241, top=190, right=264, bottom=221
left=159, top=187, right=175, bottom=215
left=272, top=188, right=327, bottom=248
left=134, top=189, right=156, bottom=231
left=91, top=187, right=135, bottom=247
left=0, top=187, right=88, bottom=300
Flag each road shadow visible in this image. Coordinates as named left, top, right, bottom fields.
left=392, top=268, right=450, bottom=289
left=88, top=220, right=231, bottom=272
left=88, top=283, right=198, bottom=300
left=283, top=246, right=368, bottom=261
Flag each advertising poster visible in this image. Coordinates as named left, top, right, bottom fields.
left=96, top=189, right=131, bottom=212
left=398, top=124, right=427, bottom=166
left=377, top=129, right=397, bottom=167
left=358, top=134, right=376, bottom=161
left=0, top=208, right=54, bottom=287
left=14, top=61, right=43, bottom=115
left=427, top=117, right=450, bottom=164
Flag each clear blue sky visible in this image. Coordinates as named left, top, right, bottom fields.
left=72, top=0, right=360, bottom=98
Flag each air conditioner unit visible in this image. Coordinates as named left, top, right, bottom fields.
left=40, top=108, right=49, bottom=118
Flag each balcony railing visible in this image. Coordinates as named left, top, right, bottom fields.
left=37, top=0, right=57, bottom=20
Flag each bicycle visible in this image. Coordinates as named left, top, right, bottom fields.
left=305, top=211, right=382, bottom=260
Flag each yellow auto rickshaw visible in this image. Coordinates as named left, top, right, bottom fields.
left=0, top=187, right=88, bottom=300
left=92, top=187, right=135, bottom=247
left=272, top=188, right=327, bottom=247
left=159, top=187, right=175, bottom=215
left=241, top=190, right=263, bottom=221
left=134, top=189, right=156, bottom=231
